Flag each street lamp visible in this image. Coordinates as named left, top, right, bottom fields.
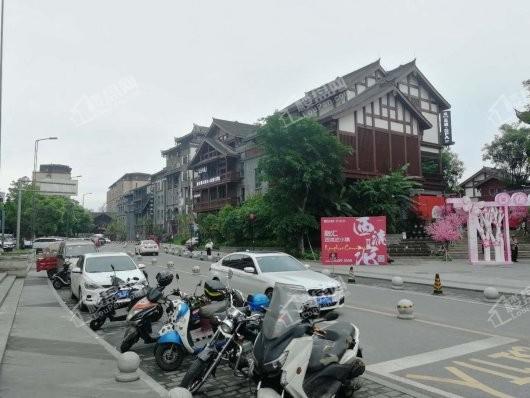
left=16, top=177, right=30, bottom=249
left=82, top=193, right=92, bottom=208
left=249, top=212, right=256, bottom=251
left=31, top=137, right=59, bottom=239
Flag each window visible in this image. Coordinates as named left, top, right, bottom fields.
left=222, top=254, right=244, bottom=270
left=65, top=244, right=97, bottom=257
left=240, top=255, right=256, bottom=273
left=256, top=255, right=306, bottom=273
left=255, top=168, right=262, bottom=191
left=85, top=255, right=136, bottom=273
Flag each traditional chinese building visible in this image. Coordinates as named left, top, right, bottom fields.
left=282, top=59, right=452, bottom=194
left=460, top=167, right=506, bottom=201
left=188, top=118, right=259, bottom=213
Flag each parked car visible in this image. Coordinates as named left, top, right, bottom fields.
left=135, top=240, right=159, bottom=256
left=33, top=237, right=64, bottom=253
left=70, top=252, right=147, bottom=310
left=209, top=251, right=345, bottom=310
left=57, top=240, right=98, bottom=270
left=23, top=238, right=33, bottom=249
left=1, top=234, right=16, bottom=252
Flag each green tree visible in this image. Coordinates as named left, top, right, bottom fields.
left=107, top=218, right=127, bottom=241
left=516, top=80, right=530, bottom=124
left=441, top=148, right=465, bottom=193
left=348, top=168, right=420, bottom=233
left=257, top=114, right=350, bottom=254
left=482, top=124, right=530, bottom=188
left=3, top=179, right=93, bottom=238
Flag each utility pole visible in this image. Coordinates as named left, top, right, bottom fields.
left=15, top=177, right=29, bottom=249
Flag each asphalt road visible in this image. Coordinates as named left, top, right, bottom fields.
left=59, top=244, right=530, bottom=398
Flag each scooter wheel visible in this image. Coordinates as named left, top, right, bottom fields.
left=155, top=343, right=185, bottom=371
left=52, top=279, right=63, bottom=290
left=89, top=318, right=105, bottom=331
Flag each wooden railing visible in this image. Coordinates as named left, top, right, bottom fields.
left=193, top=197, right=238, bottom=212
left=193, top=171, right=240, bottom=188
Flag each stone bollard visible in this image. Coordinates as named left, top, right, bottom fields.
left=207, top=255, right=213, bottom=261
left=115, top=351, right=140, bottom=382
left=199, top=251, right=204, bottom=261
left=484, top=287, right=500, bottom=303
left=397, top=299, right=414, bottom=320
left=123, top=243, right=127, bottom=248
left=188, top=251, right=194, bottom=258
left=192, top=265, right=200, bottom=274
left=136, top=254, right=143, bottom=261
left=164, top=247, right=169, bottom=254
left=167, top=387, right=193, bottom=398
left=391, top=276, right=404, bottom=290
left=167, top=261, right=174, bottom=270
left=151, top=258, right=157, bottom=265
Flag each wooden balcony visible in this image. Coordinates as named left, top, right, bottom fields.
left=193, top=197, right=238, bottom=213
left=193, top=171, right=241, bottom=189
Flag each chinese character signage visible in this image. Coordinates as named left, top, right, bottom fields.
left=441, top=110, right=453, bottom=145
left=321, top=216, right=387, bottom=265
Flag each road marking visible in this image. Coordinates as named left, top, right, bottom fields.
left=368, top=336, right=518, bottom=374
left=344, top=304, right=500, bottom=337
left=406, top=367, right=515, bottom=398
left=453, top=360, right=530, bottom=385
left=470, top=358, right=530, bottom=373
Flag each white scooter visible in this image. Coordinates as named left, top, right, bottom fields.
left=253, top=283, right=365, bottom=398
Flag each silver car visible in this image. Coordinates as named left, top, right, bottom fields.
left=209, top=252, right=345, bottom=310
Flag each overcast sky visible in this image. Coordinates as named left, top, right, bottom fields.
left=2, top=0, right=529, bottom=210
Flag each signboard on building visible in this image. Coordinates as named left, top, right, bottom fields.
left=320, top=216, right=387, bottom=265
left=441, top=110, right=453, bottom=145
left=196, top=176, right=221, bottom=187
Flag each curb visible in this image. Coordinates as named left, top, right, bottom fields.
left=48, top=279, right=168, bottom=397
left=363, top=372, right=447, bottom=398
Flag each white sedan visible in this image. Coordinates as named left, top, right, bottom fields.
left=135, top=240, right=159, bottom=256
left=70, top=252, right=147, bottom=310
left=209, top=252, right=345, bottom=310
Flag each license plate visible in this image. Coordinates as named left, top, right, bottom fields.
left=317, top=296, right=333, bottom=306
left=115, top=290, right=129, bottom=299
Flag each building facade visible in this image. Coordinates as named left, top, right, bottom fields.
left=460, top=167, right=506, bottom=201
left=282, top=59, right=452, bottom=194
left=107, top=173, right=151, bottom=213
left=33, top=164, right=78, bottom=197
left=161, top=124, right=207, bottom=233
left=189, top=119, right=260, bottom=213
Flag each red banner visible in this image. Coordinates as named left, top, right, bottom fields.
left=321, top=216, right=387, bottom=265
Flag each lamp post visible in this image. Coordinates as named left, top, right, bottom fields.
left=82, top=192, right=92, bottom=208
left=16, top=177, right=30, bottom=249
left=31, top=137, right=58, bottom=240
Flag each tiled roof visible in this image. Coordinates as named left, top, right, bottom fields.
left=212, top=118, right=258, bottom=138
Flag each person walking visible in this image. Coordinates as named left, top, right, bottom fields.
left=512, top=238, right=519, bottom=262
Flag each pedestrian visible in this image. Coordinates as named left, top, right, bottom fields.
left=205, top=240, right=213, bottom=256
left=512, top=238, right=519, bottom=263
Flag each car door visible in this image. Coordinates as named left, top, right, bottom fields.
left=70, top=255, right=84, bottom=296
left=237, top=255, right=263, bottom=295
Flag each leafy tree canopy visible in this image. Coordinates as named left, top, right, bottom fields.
left=482, top=124, right=530, bottom=188
left=441, top=148, right=465, bottom=193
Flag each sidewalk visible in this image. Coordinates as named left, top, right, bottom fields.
left=309, top=258, right=530, bottom=294
left=0, top=270, right=164, bottom=398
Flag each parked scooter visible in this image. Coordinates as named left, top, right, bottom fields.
left=119, top=271, right=174, bottom=353
left=52, top=263, right=71, bottom=290
left=179, top=269, right=269, bottom=393
left=253, top=283, right=365, bottom=398
left=89, top=271, right=149, bottom=331
left=154, top=275, right=246, bottom=371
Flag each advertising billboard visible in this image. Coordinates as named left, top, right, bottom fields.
left=321, top=216, right=387, bottom=265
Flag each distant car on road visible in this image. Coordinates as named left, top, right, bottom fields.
left=1, top=234, right=16, bottom=252
left=23, top=238, right=33, bottom=249
left=209, top=251, right=345, bottom=310
left=135, top=240, right=159, bottom=256
left=185, top=237, right=199, bottom=247
left=33, top=237, right=64, bottom=253
left=57, top=240, right=98, bottom=270
left=70, top=252, right=147, bottom=310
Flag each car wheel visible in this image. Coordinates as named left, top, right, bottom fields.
left=78, top=288, right=87, bottom=312
left=265, top=288, right=273, bottom=300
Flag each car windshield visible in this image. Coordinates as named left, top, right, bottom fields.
left=142, top=240, right=156, bottom=245
left=85, top=256, right=137, bottom=273
left=65, top=244, right=96, bottom=257
left=256, top=255, right=306, bottom=273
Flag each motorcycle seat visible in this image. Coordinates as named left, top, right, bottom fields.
left=199, top=301, right=227, bottom=320
left=307, top=322, right=355, bottom=373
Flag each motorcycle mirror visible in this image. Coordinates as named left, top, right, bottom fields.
left=324, top=311, right=339, bottom=321
left=176, top=273, right=180, bottom=280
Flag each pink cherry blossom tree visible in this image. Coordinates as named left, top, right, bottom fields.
left=426, top=213, right=464, bottom=261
